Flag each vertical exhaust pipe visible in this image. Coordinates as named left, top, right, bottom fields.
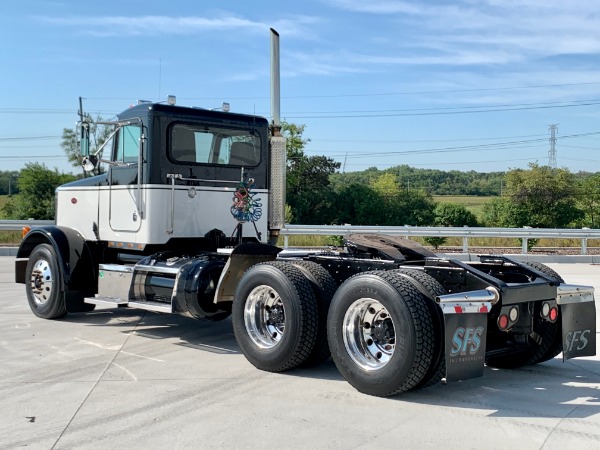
left=268, top=28, right=286, bottom=243
left=270, top=28, right=281, bottom=136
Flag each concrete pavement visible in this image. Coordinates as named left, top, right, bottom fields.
left=1, top=256, right=599, bottom=449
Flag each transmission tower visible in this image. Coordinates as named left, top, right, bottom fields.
left=548, top=124, right=558, bottom=168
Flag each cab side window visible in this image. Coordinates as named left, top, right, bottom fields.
left=115, top=125, right=141, bottom=163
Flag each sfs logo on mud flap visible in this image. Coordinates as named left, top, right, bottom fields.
left=451, top=326, right=484, bottom=357
left=565, top=330, right=591, bottom=352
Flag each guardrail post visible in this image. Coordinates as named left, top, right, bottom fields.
left=284, top=235, right=289, bottom=249
left=582, top=238, right=588, bottom=255
left=462, top=236, right=468, bottom=253
left=521, top=238, right=528, bottom=254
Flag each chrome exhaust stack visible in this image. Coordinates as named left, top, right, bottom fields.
left=268, top=28, right=286, bottom=243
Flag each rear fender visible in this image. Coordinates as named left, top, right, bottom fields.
left=214, top=242, right=281, bottom=303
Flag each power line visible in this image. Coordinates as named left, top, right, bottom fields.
left=0, top=155, right=66, bottom=159
left=344, top=156, right=541, bottom=168
left=282, top=98, right=600, bottom=115
left=285, top=99, right=600, bottom=119
left=0, top=135, right=61, bottom=142
left=309, top=132, right=600, bottom=159
left=312, top=133, right=548, bottom=144
left=170, top=80, right=600, bottom=101
left=0, top=108, right=117, bottom=115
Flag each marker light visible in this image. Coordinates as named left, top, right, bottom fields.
left=549, top=307, right=558, bottom=322
left=541, top=302, right=550, bottom=317
left=498, top=314, right=509, bottom=330
left=509, top=306, right=519, bottom=322
left=22, top=226, right=31, bottom=238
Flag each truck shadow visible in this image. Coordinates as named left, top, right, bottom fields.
left=68, top=308, right=600, bottom=419
left=396, top=360, right=600, bottom=419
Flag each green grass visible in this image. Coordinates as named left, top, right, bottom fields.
left=433, top=195, right=497, bottom=222
left=0, top=231, right=21, bottom=245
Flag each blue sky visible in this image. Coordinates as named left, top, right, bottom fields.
left=2, top=0, right=600, bottom=174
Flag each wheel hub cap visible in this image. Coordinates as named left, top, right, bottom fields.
left=244, top=285, right=285, bottom=349
left=29, top=258, right=53, bottom=305
left=343, top=298, right=396, bottom=371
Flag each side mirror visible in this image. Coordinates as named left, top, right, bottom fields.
left=79, top=122, right=90, bottom=157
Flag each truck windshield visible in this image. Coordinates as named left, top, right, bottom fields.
left=170, top=124, right=260, bottom=166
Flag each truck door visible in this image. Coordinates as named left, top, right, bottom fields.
left=104, top=124, right=143, bottom=233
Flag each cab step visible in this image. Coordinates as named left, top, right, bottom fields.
left=85, top=296, right=128, bottom=307
left=84, top=296, right=172, bottom=313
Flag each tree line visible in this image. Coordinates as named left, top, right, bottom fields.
left=330, top=166, right=505, bottom=197
left=283, top=122, right=600, bottom=233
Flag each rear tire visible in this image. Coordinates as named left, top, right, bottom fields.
left=291, top=260, right=337, bottom=366
left=486, top=261, right=564, bottom=368
left=392, top=269, right=446, bottom=388
left=327, top=271, right=435, bottom=397
left=25, top=244, right=67, bottom=319
left=232, top=261, right=319, bottom=372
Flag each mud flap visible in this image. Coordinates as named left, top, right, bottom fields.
left=557, top=284, right=596, bottom=360
left=442, top=305, right=490, bottom=382
left=436, top=289, right=496, bottom=382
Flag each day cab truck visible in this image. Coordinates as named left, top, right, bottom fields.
left=14, top=29, right=596, bottom=397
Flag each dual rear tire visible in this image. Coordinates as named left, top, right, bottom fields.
left=232, top=263, right=444, bottom=396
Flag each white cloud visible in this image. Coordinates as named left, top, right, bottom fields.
left=35, top=13, right=321, bottom=38
left=322, top=0, right=600, bottom=64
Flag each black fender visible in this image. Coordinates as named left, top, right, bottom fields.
left=16, top=226, right=98, bottom=311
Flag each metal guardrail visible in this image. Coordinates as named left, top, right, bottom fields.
left=280, top=224, right=600, bottom=255
left=0, top=220, right=54, bottom=231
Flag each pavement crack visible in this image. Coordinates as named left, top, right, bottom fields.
left=49, top=311, right=147, bottom=450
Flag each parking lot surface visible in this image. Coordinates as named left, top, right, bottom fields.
left=1, top=257, right=599, bottom=449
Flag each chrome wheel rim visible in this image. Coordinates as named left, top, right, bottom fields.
left=343, top=298, right=396, bottom=371
left=244, top=285, right=285, bottom=349
left=29, top=258, right=54, bottom=306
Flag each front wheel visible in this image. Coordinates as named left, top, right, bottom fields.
left=232, top=261, right=319, bottom=372
left=327, top=271, right=435, bottom=397
left=25, top=244, right=67, bottom=319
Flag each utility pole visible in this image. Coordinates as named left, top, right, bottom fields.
left=548, top=124, right=558, bottom=168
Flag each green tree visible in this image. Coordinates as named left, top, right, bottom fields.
left=61, top=114, right=110, bottom=176
left=576, top=174, right=600, bottom=228
left=332, top=173, right=435, bottom=227
left=0, top=170, right=20, bottom=196
left=1, top=163, right=75, bottom=220
left=434, top=202, right=479, bottom=227
left=482, top=164, right=582, bottom=228
left=282, top=121, right=341, bottom=223
left=424, top=202, right=479, bottom=249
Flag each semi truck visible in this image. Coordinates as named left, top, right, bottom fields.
left=14, top=29, right=596, bottom=397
